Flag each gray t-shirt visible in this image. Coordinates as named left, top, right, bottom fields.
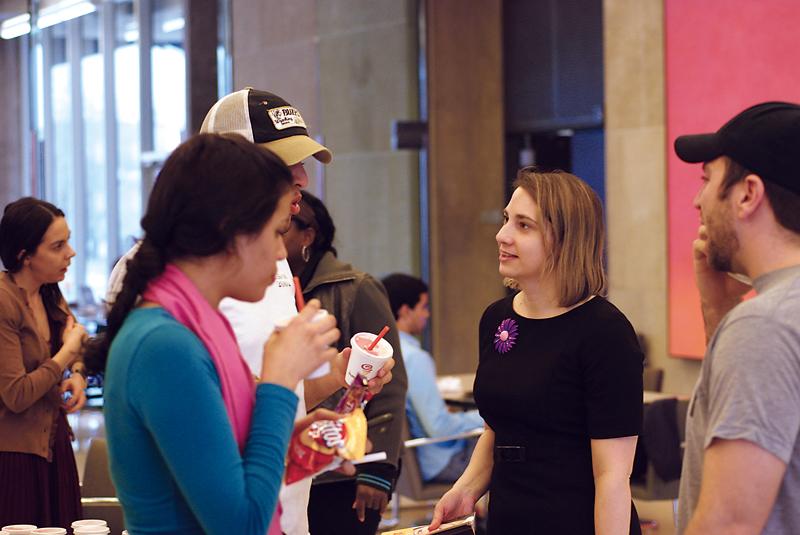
left=677, top=265, right=800, bottom=534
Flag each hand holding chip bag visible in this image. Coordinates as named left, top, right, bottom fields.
left=285, top=375, right=371, bottom=484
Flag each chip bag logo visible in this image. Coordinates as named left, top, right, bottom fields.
left=308, top=420, right=346, bottom=451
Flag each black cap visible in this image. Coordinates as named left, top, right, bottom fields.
left=674, top=101, right=800, bottom=195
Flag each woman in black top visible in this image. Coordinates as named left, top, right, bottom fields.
left=430, top=167, right=643, bottom=534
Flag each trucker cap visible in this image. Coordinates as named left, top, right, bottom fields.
left=200, top=87, right=332, bottom=166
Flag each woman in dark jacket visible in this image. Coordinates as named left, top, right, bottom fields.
left=285, top=191, right=408, bottom=535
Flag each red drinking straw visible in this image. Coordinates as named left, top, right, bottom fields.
left=293, top=276, right=305, bottom=311
left=367, top=325, right=390, bottom=351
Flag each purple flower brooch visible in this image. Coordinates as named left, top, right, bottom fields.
left=493, top=318, right=518, bottom=354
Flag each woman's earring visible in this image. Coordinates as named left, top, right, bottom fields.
left=301, top=245, right=310, bottom=263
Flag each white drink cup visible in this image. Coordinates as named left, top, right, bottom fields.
left=2, top=526, right=37, bottom=535
left=346, top=332, right=393, bottom=385
left=31, top=529, right=67, bottom=534
left=71, top=520, right=108, bottom=535
left=70, top=521, right=106, bottom=530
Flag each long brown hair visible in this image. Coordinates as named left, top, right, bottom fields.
left=0, top=197, right=70, bottom=354
left=510, top=167, right=607, bottom=307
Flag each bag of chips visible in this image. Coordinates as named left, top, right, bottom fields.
left=285, top=375, right=370, bottom=485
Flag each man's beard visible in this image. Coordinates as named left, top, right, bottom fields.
left=706, top=215, right=739, bottom=273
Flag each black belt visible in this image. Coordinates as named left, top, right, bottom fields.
left=494, top=445, right=526, bottom=463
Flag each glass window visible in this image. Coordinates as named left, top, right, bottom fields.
left=151, top=0, right=185, bottom=155
left=114, top=1, right=141, bottom=255
left=44, top=21, right=78, bottom=299
left=80, top=11, right=108, bottom=304
left=19, top=0, right=229, bottom=305
left=11, top=0, right=232, bottom=306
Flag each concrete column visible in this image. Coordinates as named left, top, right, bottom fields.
left=604, top=0, right=700, bottom=393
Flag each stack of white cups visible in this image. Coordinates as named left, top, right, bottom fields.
left=71, top=520, right=109, bottom=535
left=2, top=525, right=38, bottom=535
left=32, top=529, right=67, bottom=534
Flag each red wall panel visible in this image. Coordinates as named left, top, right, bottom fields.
left=666, top=0, right=800, bottom=358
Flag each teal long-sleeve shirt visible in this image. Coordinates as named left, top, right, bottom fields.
left=103, top=307, right=297, bottom=535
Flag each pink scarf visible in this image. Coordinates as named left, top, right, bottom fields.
left=143, top=264, right=283, bottom=534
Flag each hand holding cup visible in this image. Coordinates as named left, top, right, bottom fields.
left=345, top=330, right=393, bottom=386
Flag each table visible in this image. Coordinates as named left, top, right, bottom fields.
left=437, top=373, right=477, bottom=408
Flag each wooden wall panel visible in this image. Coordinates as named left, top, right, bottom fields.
left=427, top=0, right=505, bottom=374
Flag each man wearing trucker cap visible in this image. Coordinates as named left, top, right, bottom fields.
left=204, top=88, right=334, bottom=535
left=107, top=88, right=395, bottom=535
left=205, top=88, right=400, bottom=535
left=674, top=102, right=800, bottom=535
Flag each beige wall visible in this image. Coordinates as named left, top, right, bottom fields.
left=316, top=0, right=420, bottom=276
left=231, top=0, right=420, bottom=277
left=231, top=0, right=323, bottom=187
left=604, top=0, right=700, bottom=394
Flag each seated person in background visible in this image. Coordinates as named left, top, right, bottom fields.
left=382, top=274, right=484, bottom=483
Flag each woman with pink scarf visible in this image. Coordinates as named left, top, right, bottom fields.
left=86, top=134, right=340, bottom=535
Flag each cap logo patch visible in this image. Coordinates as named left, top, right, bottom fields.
left=267, top=106, right=307, bottom=130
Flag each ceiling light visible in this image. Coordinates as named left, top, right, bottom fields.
left=37, top=0, right=96, bottom=30
left=1, top=13, right=31, bottom=39
left=161, top=17, right=184, bottom=33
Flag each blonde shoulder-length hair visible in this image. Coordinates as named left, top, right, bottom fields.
left=504, top=166, right=607, bottom=307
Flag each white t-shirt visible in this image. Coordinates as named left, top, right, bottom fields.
left=107, top=247, right=318, bottom=535
left=220, top=259, right=312, bottom=535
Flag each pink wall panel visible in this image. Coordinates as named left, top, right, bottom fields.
left=666, top=0, right=800, bottom=358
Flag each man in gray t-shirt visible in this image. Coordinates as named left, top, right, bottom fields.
left=673, top=102, right=800, bottom=534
